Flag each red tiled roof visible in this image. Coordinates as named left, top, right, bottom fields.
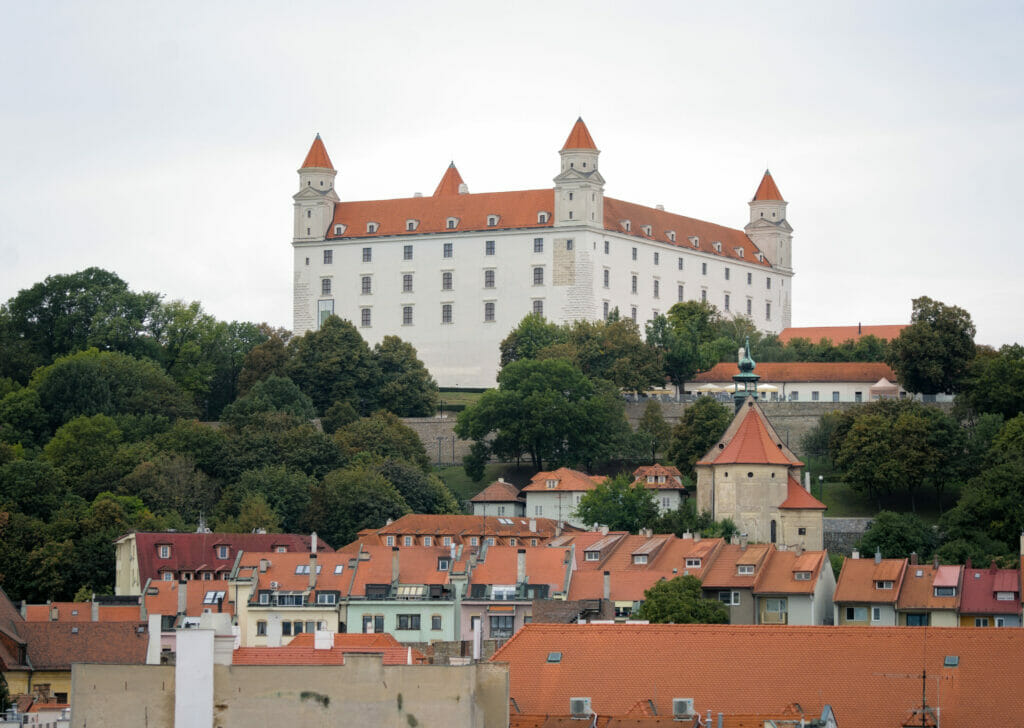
left=777, top=325, right=907, bottom=344
left=124, top=531, right=327, bottom=588
left=693, top=361, right=898, bottom=384
left=562, top=118, right=597, bottom=150
left=0, top=587, right=27, bottom=670
left=142, top=580, right=235, bottom=619
left=22, top=602, right=144, bottom=623
left=897, top=564, right=961, bottom=611
left=491, top=623, right=1024, bottom=726
left=369, top=514, right=565, bottom=540
left=17, top=622, right=148, bottom=669
left=778, top=477, right=826, bottom=510
left=753, top=550, right=825, bottom=595
left=289, top=632, right=402, bottom=649
left=522, top=468, right=606, bottom=493
left=470, top=480, right=524, bottom=503
left=468, top=547, right=571, bottom=593
left=701, top=544, right=772, bottom=589
left=959, top=565, right=1020, bottom=615
left=433, top=162, right=466, bottom=196
left=631, top=465, right=684, bottom=490
left=233, top=639, right=426, bottom=666
left=833, top=557, right=907, bottom=604
left=300, top=134, right=334, bottom=170
left=697, top=399, right=802, bottom=467
left=751, top=170, right=783, bottom=201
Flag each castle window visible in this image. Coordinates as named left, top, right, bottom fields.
left=533, top=300, right=544, bottom=315
left=642, top=225, right=652, bottom=236
left=360, top=308, right=371, bottom=327
left=632, top=247, right=637, bottom=261
left=402, top=274, right=413, bottom=293
left=653, top=252, right=660, bottom=265
left=362, top=247, right=372, bottom=262
left=630, top=306, right=637, bottom=322
left=485, top=240, right=495, bottom=255
left=747, top=298, right=752, bottom=315
left=713, top=241, right=722, bottom=252
left=702, top=262, right=707, bottom=275
left=159, top=545, right=171, bottom=559
left=442, top=304, right=453, bottom=324
left=361, top=276, right=371, bottom=294
left=538, top=211, right=549, bottom=223
left=366, top=223, right=378, bottom=234
left=604, top=240, right=610, bottom=254
left=406, top=220, right=418, bottom=231
left=678, top=257, right=683, bottom=271
left=668, top=231, right=676, bottom=242
left=318, top=300, right=333, bottom=326
left=603, top=301, right=609, bottom=318
left=737, top=248, right=745, bottom=258
left=442, top=271, right=453, bottom=290
left=322, top=279, right=332, bottom=296
left=446, top=217, right=459, bottom=229
left=323, top=250, right=333, bottom=265
left=812, top=391, right=820, bottom=401
left=534, top=238, right=544, bottom=253
left=653, top=279, right=660, bottom=299
left=766, top=277, right=772, bottom=289
left=444, top=242, right=453, bottom=258
left=533, top=267, right=544, bottom=286
left=484, top=270, right=495, bottom=288
left=487, top=215, right=499, bottom=227
left=766, top=302, right=772, bottom=320
left=631, top=275, right=638, bottom=294
left=404, top=244, right=413, bottom=260
left=566, top=239, right=573, bottom=251
left=678, top=285, right=684, bottom=302
left=403, top=306, right=413, bottom=325
left=307, top=210, right=311, bottom=218
left=569, top=192, right=573, bottom=200
left=747, top=272, right=752, bottom=285
left=701, top=289, right=707, bottom=303
left=724, top=294, right=730, bottom=311
left=484, top=302, right=495, bottom=322
left=334, top=224, right=345, bottom=236
left=603, top=269, right=610, bottom=288
left=622, top=220, right=631, bottom=232
left=725, top=267, right=730, bottom=280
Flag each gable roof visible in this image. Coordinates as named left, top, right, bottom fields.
left=751, top=170, right=784, bottom=201
left=696, top=398, right=802, bottom=467
left=491, top=623, right=1024, bottom=726
left=300, top=134, right=334, bottom=170
left=366, top=513, right=566, bottom=540
left=700, top=544, right=773, bottom=589
left=467, top=547, right=572, bottom=594
left=778, top=477, right=827, bottom=510
left=753, top=550, right=826, bottom=595
left=631, top=465, right=684, bottom=490
left=141, top=580, right=235, bottom=619
left=562, top=118, right=597, bottom=150
left=777, top=325, right=907, bottom=344
left=693, top=361, right=898, bottom=384
left=17, top=622, right=148, bottom=669
left=470, top=480, right=525, bottom=503
left=433, top=162, right=466, bottom=196
left=897, top=564, right=962, bottom=611
left=833, top=557, right=907, bottom=604
left=960, top=564, right=1020, bottom=615
left=521, top=468, right=606, bottom=493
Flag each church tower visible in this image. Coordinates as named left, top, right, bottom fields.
left=293, top=134, right=339, bottom=242
left=744, top=170, right=792, bottom=271
left=553, top=118, right=604, bottom=228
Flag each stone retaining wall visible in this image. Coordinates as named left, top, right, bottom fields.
left=823, top=517, right=874, bottom=555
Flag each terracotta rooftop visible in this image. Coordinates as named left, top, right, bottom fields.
left=701, top=544, right=773, bottom=590
left=16, top=622, right=148, bottom=670
left=751, top=170, right=784, bottom=201
left=22, top=602, right=143, bottom=623
left=0, top=587, right=27, bottom=670
left=365, top=513, right=566, bottom=540
left=467, top=547, right=572, bottom=595
left=959, top=564, right=1020, bottom=615
left=897, top=564, right=962, bottom=611
left=433, top=162, right=466, bottom=196
left=631, top=464, right=685, bottom=490
left=693, top=361, right=899, bottom=384
left=492, top=623, right=1024, bottom=726
left=696, top=398, right=802, bottom=467
left=470, top=480, right=525, bottom=503
left=777, top=324, right=907, bottom=344
left=233, top=638, right=427, bottom=666
left=778, top=477, right=827, bottom=510
left=833, top=557, right=907, bottom=604
left=753, top=549, right=826, bottom=595
left=300, top=134, right=334, bottom=170
left=562, top=117, right=597, bottom=150
left=141, top=580, right=235, bottom=619
left=521, top=467, right=606, bottom=493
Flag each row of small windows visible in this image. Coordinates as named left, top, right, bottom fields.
left=348, top=301, right=544, bottom=328
left=332, top=212, right=555, bottom=237
left=326, top=267, right=545, bottom=296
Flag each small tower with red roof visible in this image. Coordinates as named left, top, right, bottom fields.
left=293, top=134, right=339, bottom=243
left=553, top=117, right=605, bottom=228
left=744, top=169, right=793, bottom=273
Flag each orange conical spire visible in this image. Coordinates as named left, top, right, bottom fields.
left=433, top=162, right=466, bottom=196
left=300, top=133, right=334, bottom=170
left=561, top=117, right=597, bottom=150
left=752, top=169, right=784, bottom=201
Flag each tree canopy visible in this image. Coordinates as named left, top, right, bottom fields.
left=574, top=472, right=659, bottom=532
left=635, top=574, right=729, bottom=624
left=887, top=296, right=976, bottom=395
left=667, top=397, right=732, bottom=477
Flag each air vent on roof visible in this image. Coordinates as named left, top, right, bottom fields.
left=547, top=651, right=562, bottom=663
left=570, top=698, right=591, bottom=717
left=270, top=581, right=280, bottom=590
left=672, top=698, right=695, bottom=718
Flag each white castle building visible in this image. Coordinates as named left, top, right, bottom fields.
left=292, top=119, right=795, bottom=388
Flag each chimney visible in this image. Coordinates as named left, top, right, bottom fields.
left=934, top=554, right=940, bottom=570
left=794, top=544, right=803, bottom=558
left=392, top=547, right=400, bottom=583
left=311, top=531, right=318, bottom=555
left=852, top=550, right=860, bottom=560
left=458, top=183, right=469, bottom=194
left=730, top=533, right=739, bottom=546
left=858, top=322, right=862, bottom=335
left=910, top=552, right=918, bottom=565
left=314, top=630, right=333, bottom=650
left=804, top=472, right=811, bottom=493
left=499, top=477, right=505, bottom=483
left=603, top=571, right=611, bottom=600
left=529, top=518, right=537, bottom=533
left=309, top=552, right=318, bottom=590
left=599, top=525, right=609, bottom=536
left=91, top=600, right=99, bottom=622
left=694, top=533, right=701, bottom=543
left=259, top=559, right=269, bottom=573
left=517, top=549, right=527, bottom=585
left=386, top=518, right=393, bottom=526
left=49, top=605, right=58, bottom=622
left=739, top=533, right=748, bottom=550
left=177, top=580, right=187, bottom=615
left=19, top=601, right=26, bottom=619
left=874, top=550, right=882, bottom=565
left=656, top=204, right=664, bottom=211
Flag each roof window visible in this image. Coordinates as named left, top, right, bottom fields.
left=944, top=655, right=959, bottom=668
left=547, top=652, right=562, bottom=663
left=622, top=220, right=631, bottom=232
left=538, top=211, right=549, bottom=223
left=736, top=248, right=744, bottom=258
left=487, top=215, right=499, bottom=227
left=446, top=217, right=459, bottom=229
left=754, top=252, right=764, bottom=262
left=685, top=558, right=701, bottom=568
left=584, top=550, right=601, bottom=561
left=737, top=564, right=754, bottom=575
left=667, top=231, right=676, bottom=242
left=712, top=241, right=722, bottom=253
left=641, top=225, right=652, bottom=236
left=333, top=224, right=346, bottom=236
left=366, top=222, right=379, bottom=233
left=794, top=571, right=812, bottom=581
left=406, top=219, right=418, bottom=231
left=689, top=236, right=700, bottom=248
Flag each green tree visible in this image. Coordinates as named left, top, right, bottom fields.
left=214, top=493, right=282, bottom=533
left=321, top=400, right=359, bottom=434
left=857, top=511, right=938, bottom=559
left=667, top=397, right=732, bottom=477
left=334, top=411, right=431, bottom=472
left=220, top=375, right=316, bottom=427
left=0, top=387, right=49, bottom=447
left=377, top=458, right=460, bottom=514
left=120, top=453, right=218, bottom=523
left=286, top=316, right=380, bottom=414
left=228, top=465, right=314, bottom=533
left=228, top=415, right=346, bottom=479
left=306, top=467, right=410, bottom=547
left=372, top=336, right=439, bottom=416
left=237, top=332, right=290, bottom=395
left=0, top=459, right=66, bottom=520
left=42, top=414, right=126, bottom=500
left=574, top=472, right=659, bottom=532
left=499, top=314, right=564, bottom=368
left=635, top=575, right=729, bottom=624
left=886, top=296, right=976, bottom=394
left=800, top=411, right=844, bottom=464
left=834, top=412, right=896, bottom=505
left=637, top=400, right=673, bottom=463
left=462, top=440, right=489, bottom=483
left=956, top=344, right=1024, bottom=420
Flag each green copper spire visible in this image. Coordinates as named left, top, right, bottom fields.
left=732, top=336, right=760, bottom=412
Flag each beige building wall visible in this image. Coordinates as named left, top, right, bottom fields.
left=71, top=656, right=508, bottom=728
left=778, top=508, right=824, bottom=551
left=113, top=534, right=140, bottom=596
left=4, top=669, right=71, bottom=698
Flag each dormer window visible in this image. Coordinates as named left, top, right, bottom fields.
left=633, top=554, right=648, bottom=565
left=487, top=215, right=499, bottom=227
left=736, top=248, right=745, bottom=258
left=366, top=222, right=379, bottom=233
left=217, top=545, right=229, bottom=560
left=712, top=241, right=723, bottom=253
left=685, top=558, right=701, bottom=568
left=875, top=580, right=894, bottom=590
left=622, top=220, right=631, bottom=232
left=584, top=550, right=600, bottom=561
left=403, top=536, right=413, bottom=546
left=642, top=225, right=652, bottom=237
left=689, top=236, right=700, bottom=248
left=437, top=557, right=450, bottom=571
left=546, top=479, right=557, bottom=489
left=667, top=231, right=676, bottom=242
left=934, top=586, right=956, bottom=597
left=737, top=564, right=755, bottom=575
left=333, top=224, right=346, bottom=236
left=446, top=217, right=459, bottom=229
left=794, top=571, right=812, bottom=581
left=996, top=591, right=1016, bottom=601
left=423, top=536, right=432, bottom=547
left=158, top=545, right=171, bottom=559
left=406, top=219, right=418, bottom=231
left=755, top=252, right=765, bottom=262
left=647, top=476, right=655, bottom=483
left=538, top=211, right=549, bottom=223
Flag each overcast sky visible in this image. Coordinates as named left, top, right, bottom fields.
left=2, top=1, right=1021, bottom=347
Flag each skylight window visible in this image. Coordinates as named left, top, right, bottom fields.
left=944, top=655, right=959, bottom=668
left=547, top=652, right=562, bottom=663
left=203, top=591, right=226, bottom=604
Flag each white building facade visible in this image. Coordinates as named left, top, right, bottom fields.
left=292, top=120, right=796, bottom=388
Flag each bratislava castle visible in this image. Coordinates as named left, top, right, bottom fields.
left=292, top=119, right=794, bottom=388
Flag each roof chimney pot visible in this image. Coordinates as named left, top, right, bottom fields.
left=874, top=550, right=882, bottom=564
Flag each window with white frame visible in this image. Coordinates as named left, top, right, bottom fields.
left=653, top=279, right=660, bottom=298
left=403, top=536, right=413, bottom=546
left=631, top=274, right=638, bottom=294
left=443, top=242, right=453, bottom=258
left=633, top=554, right=648, bottom=565
left=484, top=302, right=495, bottom=322
left=604, top=240, right=610, bottom=254
left=653, top=252, right=660, bottom=265
left=534, top=238, right=544, bottom=253
left=216, top=545, right=229, bottom=559
left=603, top=269, right=610, bottom=288
left=631, top=246, right=637, bottom=260
left=366, top=224, right=378, bottom=234
left=718, top=591, right=740, bottom=606
left=442, top=303, right=453, bottom=324
left=446, top=218, right=458, bottom=230
left=485, top=240, right=495, bottom=255
left=685, top=558, right=701, bottom=568
left=402, top=306, right=413, bottom=325
left=533, top=267, right=544, bottom=285
left=406, top=220, right=417, bottom=231
left=159, top=545, right=171, bottom=559
left=678, top=285, right=684, bottom=302
left=487, top=215, right=498, bottom=226
left=442, top=271, right=453, bottom=290
left=362, top=246, right=372, bottom=261
left=538, top=212, right=549, bottom=223
left=361, top=276, right=371, bottom=294
left=484, top=269, right=495, bottom=288
left=402, top=273, right=413, bottom=293
left=678, top=257, right=683, bottom=270
left=737, top=564, right=754, bottom=575
left=323, top=250, right=333, bottom=264
left=403, top=244, right=413, bottom=260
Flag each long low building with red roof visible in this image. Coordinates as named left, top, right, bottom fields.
left=778, top=323, right=907, bottom=344
left=688, top=361, right=905, bottom=402
left=291, top=119, right=796, bottom=388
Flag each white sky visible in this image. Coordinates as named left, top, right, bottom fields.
left=2, top=1, right=1021, bottom=347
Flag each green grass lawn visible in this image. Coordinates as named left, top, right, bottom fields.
left=434, top=462, right=536, bottom=508
left=436, top=390, right=485, bottom=413
left=817, top=481, right=959, bottom=523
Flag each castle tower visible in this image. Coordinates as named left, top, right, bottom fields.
left=744, top=170, right=792, bottom=271
left=553, top=118, right=604, bottom=228
left=293, top=134, right=339, bottom=242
